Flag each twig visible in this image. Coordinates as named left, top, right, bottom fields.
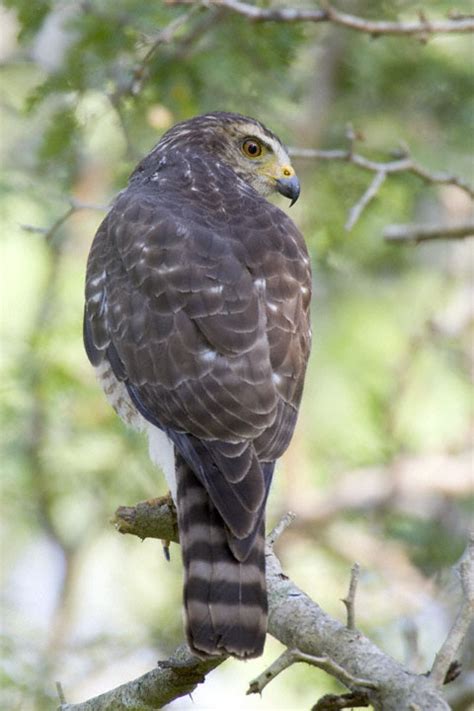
left=171, top=7, right=227, bottom=59
left=127, top=8, right=200, bottom=95
left=290, top=142, right=472, bottom=230
left=345, top=171, right=386, bottom=230
left=247, top=648, right=378, bottom=696
left=113, top=6, right=222, bottom=99
left=56, top=682, right=66, bottom=704
left=21, top=199, right=105, bottom=245
left=21, top=205, right=74, bottom=243
left=289, top=147, right=474, bottom=200
left=341, top=563, right=360, bottom=630
left=402, top=618, right=422, bottom=672
left=167, top=0, right=474, bottom=36
left=107, top=8, right=208, bottom=152
left=430, top=533, right=474, bottom=687
left=384, top=221, right=474, bottom=243
left=266, top=511, right=296, bottom=548
left=246, top=647, right=296, bottom=695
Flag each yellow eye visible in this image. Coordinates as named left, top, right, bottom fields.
left=242, top=139, right=262, bottom=158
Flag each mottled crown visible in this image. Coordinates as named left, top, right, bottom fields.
left=157, top=111, right=282, bottom=153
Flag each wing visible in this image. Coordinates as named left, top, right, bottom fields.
left=84, top=185, right=311, bottom=548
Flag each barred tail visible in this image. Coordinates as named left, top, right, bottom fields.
left=175, top=454, right=267, bottom=659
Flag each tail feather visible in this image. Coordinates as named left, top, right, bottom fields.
left=176, top=454, right=267, bottom=659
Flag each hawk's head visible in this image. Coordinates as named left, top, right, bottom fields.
left=151, top=111, right=300, bottom=205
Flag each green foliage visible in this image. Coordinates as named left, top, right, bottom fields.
left=38, top=106, right=81, bottom=177
left=3, top=0, right=51, bottom=38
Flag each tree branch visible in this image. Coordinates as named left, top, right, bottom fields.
left=289, top=140, right=473, bottom=230
left=58, top=644, right=223, bottom=710
left=430, top=534, right=474, bottom=687
left=113, top=494, right=179, bottom=542
left=122, top=7, right=201, bottom=96
left=266, top=509, right=296, bottom=546
left=167, top=0, right=474, bottom=36
left=247, top=647, right=378, bottom=696
left=341, top=562, right=360, bottom=630
left=58, top=501, right=460, bottom=710
left=345, top=170, right=386, bottom=231
left=20, top=199, right=105, bottom=245
left=290, top=146, right=474, bottom=200
left=384, top=221, right=474, bottom=243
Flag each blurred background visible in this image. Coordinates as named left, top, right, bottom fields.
left=0, top=1, right=472, bottom=709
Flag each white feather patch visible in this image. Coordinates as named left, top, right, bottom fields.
left=95, top=361, right=177, bottom=501
left=147, top=425, right=177, bottom=501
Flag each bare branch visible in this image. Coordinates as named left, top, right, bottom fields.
left=58, top=499, right=454, bottom=710
left=127, top=7, right=200, bottom=95
left=246, top=647, right=296, bottom=695
left=341, top=563, right=360, bottom=630
left=430, top=533, right=474, bottom=687
left=402, top=618, right=423, bottom=673
left=59, top=644, right=223, bottom=711
left=321, top=4, right=474, bottom=37
left=267, top=510, right=296, bottom=547
left=21, top=199, right=106, bottom=245
left=384, top=221, right=474, bottom=243
left=56, top=682, right=67, bottom=705
left=113, top=6, right=226, bottom=101
left=113, top=493, right=179, bottom=543
left=345, top=171, right=386, bottom=230
left=289, top=147, right=474, bottom=200
left=289, top=142, right=472, bottom=230
left=247, top=648, right=378, bottom=696
left=265, top=545, right=449, bottom=709
left=167, top=0, right=474, bottom=36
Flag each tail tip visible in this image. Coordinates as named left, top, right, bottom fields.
left=187, top=631, right=266, bottom=661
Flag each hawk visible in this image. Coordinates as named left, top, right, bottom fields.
left=84, top=112, right=312, bottom=659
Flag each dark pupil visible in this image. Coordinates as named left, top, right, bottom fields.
left=247, top=142, right=258, bottom=155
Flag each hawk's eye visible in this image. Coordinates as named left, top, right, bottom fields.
left=242, top=139, right=262, bottom=158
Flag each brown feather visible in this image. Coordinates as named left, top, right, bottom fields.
left=84, top=112, right=312, bottom=659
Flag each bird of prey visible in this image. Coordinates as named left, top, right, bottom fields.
left=84, top=111, right=312, bottom=659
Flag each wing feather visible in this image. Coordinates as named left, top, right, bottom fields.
left=85, top=179, right=311, bottom=537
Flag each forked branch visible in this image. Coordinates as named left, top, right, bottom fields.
left=58, top=501, right=460, bottom=710
left=290, top=141, right=473, bottom=231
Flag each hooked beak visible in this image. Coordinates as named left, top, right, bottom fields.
left=275, top=174, right=300, bottom=206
